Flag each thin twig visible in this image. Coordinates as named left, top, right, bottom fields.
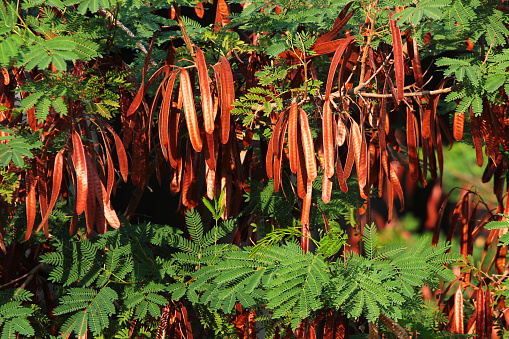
left=0, top=263, right=45, bottom=289
left=174, top=4, right=196, bottom=59
left=250, top=84, right=458, bottom=113
left=481, top=33, right=497, bottom=68
left=352, top=85, right=457, bottom=98
left=355, top=0, right=378, bottom=92
left=98, top=9, right=158, bottom=67
left=350, top=52, right=392, bottom=95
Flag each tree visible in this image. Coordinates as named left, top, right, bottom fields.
left=0, top=0, right=509, bottom=337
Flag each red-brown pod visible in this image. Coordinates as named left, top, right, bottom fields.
left=196, top=47, right=214, bottom=134
left=24, top=165, right=37, bottom=240
left=390, top=15, right=405, bottom=103
left=168, top=86, right=182, bottom=169
left=452, top=286, right=464, bottom=333
left=37, top=149, right=64, bottom=232
left=288, top=101, right=298, bottom=173
left=36, top=160, right=48, bottom=237
left=182, top=143, right=195, bottom=208
left=322, top=173, right=333, bottom=204
left=476, top=285, right=485, bottom=337
left=343, top=129, right=354, bottom=181
left=323, top=99, right=335, bottom=178
left=72, top=129, right=88, bottom=215
left=486, top=284, right=493, bottom=337
left=85, top=156, right=97, bottom=235
left=453, top=112, right=465, bottom=141
left=195, top=1, right=204, bottom=18
left=105, top=141, right=115, bottom=202
left=300, top=181, right=312, bottom=253
left=469, top=107, right=483, bottom=167
left=204, top=131, right=216, bottom=170
left=389, top=161, right=404, bottom=211
left=336, top=114, right=347, bottom=147
left=274, top=118, right=288, bottom=192
left=299, top=108, right=317, bottom=182
left=350, top=119, right=366, bottom=189
left=219, top=57, right=235, bottom=144
left=205, top=162, right=216, bottom=200
left=407, top=107, right=419, bottom=181
left=180, top=69, right=203, bottom=152
left=86, top=155, right=121, bottom=230
left=159, top=71, right=179, bottom=152
left=324, top=37, right=355, bottom=99
left=214, top=0, right=231, bottom=32
left=296, top=131, right=308, bottom=200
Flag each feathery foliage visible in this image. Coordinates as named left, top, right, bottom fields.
left=0, top=289, right=35, bottom=339
left=327, top=224, right=459, bottom=322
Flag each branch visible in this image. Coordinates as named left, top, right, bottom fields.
left=350, top=86, right=457, bottom=98
left=98, top=9, right=158, bottom=67
left=355, top=2, right=378, bottom=93
left=173, top=3, right=196, bottom=59
left=249, top=85, right=458, bottom=115
left=0, top=263, right=45, bottom=289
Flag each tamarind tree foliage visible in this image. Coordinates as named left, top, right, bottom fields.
left=1, top=0, right=509, bottom=337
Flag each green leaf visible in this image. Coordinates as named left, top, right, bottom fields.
left=485, top=74, right=506, bottom=93
left=52, top=97, right=68, bottom=116
left=51, top=54, right=67, bottom=71
left=471, top=95, right=482, bottom=116
left=1, top=321, right=16, bottom=339
left=0, top=36, right=22, bottom=66
left=19, top=92, right=44, bottom=111
left=485, top=220, right=509, bottom=230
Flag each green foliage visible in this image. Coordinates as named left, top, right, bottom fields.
left=0, top=289, right=35, bottom=339
left=0, top=1, right=100, bottom=69
left=188, top=242, right=331, bottom=330
left=54, top=287, right=117, bottom=337
left=327, top=224, right=458, bottom=322
left=180, top=219, right=457, bottom=331
left=0, top=0, right=488, bottom=337
left=37, top=220, right=182, bottom=336
left=242, top=179, right=297, bottom=226
left=125, top=283, right=167, bottom=320
left=231, top=85, right=284, bottom=128
left=16, top=69, right=132, bottom=123
left=485, top=214, right=509, bottom=246
left=0, top=167, right=20, bottom=204
left=0, top=127, right=42, bottom=168
left=317, top=228, right=349, bottom=257
left=193, top=304, right=238, bottom=339
left=437, top=50, right=509, bottom=116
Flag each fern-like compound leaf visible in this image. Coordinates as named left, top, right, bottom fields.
left=363, top=223, right=378, bottom=259
left=186, top=209, right=204, bottom=246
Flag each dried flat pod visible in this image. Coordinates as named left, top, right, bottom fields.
left=324, top=37, right=355, bottom=99
left=407, top=108, right=419, bottom=181
left=288, top=101, right=298, bottom=173
left=323, top=99, right=335, bottom=178
left=159, top=71, right=179, bottom=152
left=336, top=114, right=347, bottom=146
left=86, top=155, right=120, bottom=230
left=219, top=57, right=235, bottom=144
left=322, top=173, right=333, bottom=204
left=24, top=165, right=37, bottom=240
left=300, top=180, right=313, bottom=253
left=452, top=286, right=464, bottom=333
left=195, top=47, right=214, bottom=134
left=390, top=15, right=404, bottom=103
left=37, top=150, right=64, bottom=234
left=72, top=129, right=88, bottom=215
left=180, top=69, right=203, bottom=152
left=299, top=108, right=317, bottom=182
